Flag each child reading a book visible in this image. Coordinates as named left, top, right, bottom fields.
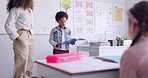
left=120, top=1, right=148, bottom=78
left=49, top=11, right=75, bottom=54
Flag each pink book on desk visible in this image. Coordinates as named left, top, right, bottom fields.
left=46, top=53, right=83, bottom=63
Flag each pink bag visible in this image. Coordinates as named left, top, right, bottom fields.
left=46, top=53, right=83, bottom=63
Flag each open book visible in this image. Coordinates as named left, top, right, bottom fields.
left=63, top=38, right=77, bottom=45
left=63, top=38, right=86, bottom=45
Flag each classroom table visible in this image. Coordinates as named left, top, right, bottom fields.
left=35, top=57, right=119, bottom=78
left=76, top=45, right=129, bottom=56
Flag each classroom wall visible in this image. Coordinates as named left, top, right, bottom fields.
left=0, top=0, right=140, bottom=77
left=73, top=0, right=126, bottom=40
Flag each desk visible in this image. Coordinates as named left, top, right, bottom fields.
left=76, top=45, right=100, bottom=56
left=35, top=57, right=119, bottom=78
left=76, top=45, right=129, bottom=56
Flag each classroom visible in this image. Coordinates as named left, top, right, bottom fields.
left=0, top=0, right=146, bottom=78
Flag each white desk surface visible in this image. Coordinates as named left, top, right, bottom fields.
left=35, top=57, right=119, bottom=75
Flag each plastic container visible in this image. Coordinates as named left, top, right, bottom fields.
left=46, top=53, right=83, bottom=63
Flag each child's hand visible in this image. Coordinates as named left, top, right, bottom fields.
left=56, top=43, right=62, bottom=48
left=16, top=37, right=20, bottom=40
left=71, top=42, right=75, bottom=45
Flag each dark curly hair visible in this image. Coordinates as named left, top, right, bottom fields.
left=55, top=11, right=68, bottom=22
left=129, top=1, right=148, bottom=46
left=6, top=0, right=34, bottom=12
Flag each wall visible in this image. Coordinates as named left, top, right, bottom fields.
left=73, top=0, right=126, bottom=40
left=0, top=0, right=127, bottom=78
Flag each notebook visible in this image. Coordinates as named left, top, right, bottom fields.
left=63, top=38, right=77, bottom=45
left=95, top=56, right=121, bottom=63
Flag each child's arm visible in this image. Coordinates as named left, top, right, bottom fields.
left=49, top=29, right=57, bottom=47
left=5, top=8, right=19, bottom=41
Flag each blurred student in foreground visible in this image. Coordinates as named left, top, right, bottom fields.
left=120, top=1, right=148, bottom=78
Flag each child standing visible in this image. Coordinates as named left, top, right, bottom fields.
left=4, top=0, right=35, bottom=78
left=49, top=11, right=75, bottom=54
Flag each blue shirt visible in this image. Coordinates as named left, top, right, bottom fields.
left=49, top=26, right=71, bottom=50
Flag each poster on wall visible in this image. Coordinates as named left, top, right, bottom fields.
left=60, top=0, right=74, bottom=34
left=113, top=4, right=124, bottom=26
left=95, top=2, right=113, bottom=33
left=74, top=0, right=85, bottom=34
left=85, top=1, right=95, bottom=33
